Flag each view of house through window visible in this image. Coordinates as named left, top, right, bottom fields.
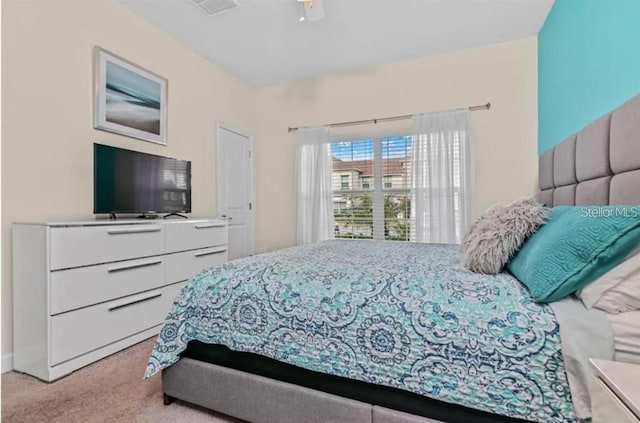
left=331, top=136, right=411, bottom=241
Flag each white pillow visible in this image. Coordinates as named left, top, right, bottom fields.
left=576, top=248, right=640, bottom=314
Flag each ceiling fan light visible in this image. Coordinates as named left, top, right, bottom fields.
left=295, top=0, right=324, bottom=22
left=303, top=0, right=324, bottom=21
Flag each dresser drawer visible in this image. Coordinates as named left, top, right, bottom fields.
left=50, top=225, right=163, bottom=270
left=165, top=221, right=227, bottom=253
left=50, top=257, right=166, bottom=315
left=50, top=282, right=184, bottom=366
left=165, top=246, right=228, bottom=284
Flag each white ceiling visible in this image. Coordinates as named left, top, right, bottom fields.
left=119, top=0, right=554, bottom=87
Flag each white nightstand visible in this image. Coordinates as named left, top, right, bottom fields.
left=590, top=359, right=640, bottom=423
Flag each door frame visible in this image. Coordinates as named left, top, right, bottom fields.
left=215, top=123, right=255, bottom=257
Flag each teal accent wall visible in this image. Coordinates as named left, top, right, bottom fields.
left=538, top=0, right=640, bottom=154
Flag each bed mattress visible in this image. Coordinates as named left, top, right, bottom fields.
left=182, top=340, right=527, bottom=423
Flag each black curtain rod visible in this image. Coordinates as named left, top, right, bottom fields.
left=287, top=102, right=491, bottom=133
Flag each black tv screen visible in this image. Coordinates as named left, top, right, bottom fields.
left=94, top=143, right=191, bottom=214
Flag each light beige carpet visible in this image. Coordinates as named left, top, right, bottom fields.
left=1, top=338, right=242, bottom=423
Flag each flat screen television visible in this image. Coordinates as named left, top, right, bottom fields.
left=94, top=143, right=191, bottom=215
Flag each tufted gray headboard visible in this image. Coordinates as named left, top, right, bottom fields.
left=538, top=93, right=640, bottom=206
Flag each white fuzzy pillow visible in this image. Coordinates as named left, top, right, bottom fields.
left=461, top=198, right=549, bottom=274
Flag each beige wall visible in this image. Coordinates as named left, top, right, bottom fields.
left=1, top=3, right=538, bottom=359
left=253, top=37, right=539, bottom=253
left=1, top=0, right=255, bottom=356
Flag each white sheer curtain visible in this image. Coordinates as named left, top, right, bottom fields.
left=296, top=126, right=335, bottom=245
left=410, top=109, right=472, bottom=244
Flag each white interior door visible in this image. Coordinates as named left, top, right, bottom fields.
left=216, top=125, right=254, bottom=260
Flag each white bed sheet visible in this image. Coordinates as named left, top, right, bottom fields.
left=606, top=310, right=640, bottom=365
left=551, top=296, right=615, bottom=420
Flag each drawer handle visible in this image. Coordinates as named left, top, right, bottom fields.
left=108, top=292, right=162, bottom=312
left=194, top=247, right=227, bottom=257
left=194, top=223, right=225, bottom=229
left=107, top=227, right=161, bottom=235
left=107, top=259, right=162, bottom=273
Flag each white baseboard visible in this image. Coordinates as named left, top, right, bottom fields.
left=2, top=353, right=14, bottom=373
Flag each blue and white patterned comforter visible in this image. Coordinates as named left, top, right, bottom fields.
left=145, top=240, right=575, bottom=422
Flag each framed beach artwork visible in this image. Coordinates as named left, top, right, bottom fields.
left=94, top=47, right=167, bottom=145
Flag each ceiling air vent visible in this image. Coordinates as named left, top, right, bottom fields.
left=191, top=0, right=239, bottom=16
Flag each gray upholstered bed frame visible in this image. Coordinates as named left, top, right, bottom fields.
left=538, top=93, right=640, bottom=206
left=163, top=93, right=640, bottom=423
left=163, top=358, right=439, bottom=423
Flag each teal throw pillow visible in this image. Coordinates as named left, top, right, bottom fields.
left=507, top=205, right=640, bottom=303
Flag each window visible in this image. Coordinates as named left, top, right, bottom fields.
left=340, top=175, right=349, bottom=189
left=382, top=136, right=411, bottom=241
left=334, top=201, right=347, bottom=214
left=331, top=136, right=411, bottom=241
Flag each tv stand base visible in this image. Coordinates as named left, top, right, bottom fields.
left=136, top=213, right=160, bottom=220
left=163, top=213, right=188, bottom=219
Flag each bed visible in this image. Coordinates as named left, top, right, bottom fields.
left=146, top=93, right=640, bottom=423
left=606, top=310, right=640, bottom=365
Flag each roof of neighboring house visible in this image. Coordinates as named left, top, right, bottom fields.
left=332, top=157, right=406, bottom=177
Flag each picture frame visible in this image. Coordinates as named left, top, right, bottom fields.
left=94, top=47, right=168, bottom=145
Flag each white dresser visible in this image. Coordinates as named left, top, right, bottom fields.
left=12, top=218, right=228, bottom=382
left=590, top=359, right=640, bottom=423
